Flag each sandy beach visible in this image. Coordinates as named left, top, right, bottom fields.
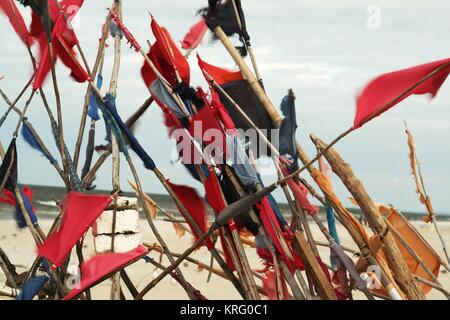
left=1, top=218, right=448, bottom=300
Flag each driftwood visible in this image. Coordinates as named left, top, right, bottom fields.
left=311, top=134, right=425, bottom=300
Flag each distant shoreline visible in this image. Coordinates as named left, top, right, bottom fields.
left=1, top=184, right=448, bottom=222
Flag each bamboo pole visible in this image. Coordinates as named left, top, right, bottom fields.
left=212, top=26, right=281, bottom=124
left=311, top=134, right=425, bottom=300
left=230, top=0, right=262, bottom=84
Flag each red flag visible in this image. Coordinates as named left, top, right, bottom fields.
left=166, top=180, right=212, bottom=248
left=64, top=245, right=148, bottom=300
left=261, top=271, right=292, bottom=300
left=203, top=170, right=235, bottom=270
left=38, top=192, right=113, bottom=267
left=31, top=0, right=88, bottom=89
left=204, top=171, right=227, bottom=214
left=188, top=104, right=227, bottom=159
left=197, top=86, right=236, bottom=132
left=181, top=18, right=207, bottom=50
left=210, top=88, right=236, bottom=131
left=354, top=57, right=450, bottom=128
left=0, top=0, right=32, bottom=45
left=197, top=54, right=243, bottom=85
left=257, top=197, right=297, bottom=272
left=141, top=17, right=190, bottom=87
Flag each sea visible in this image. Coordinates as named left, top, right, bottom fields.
left=0, top=184, right=448, bottom=222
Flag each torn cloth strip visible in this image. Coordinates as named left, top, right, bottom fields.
left=279, top=159, right=319, bottom=215
left=149, top=78, right=186, bottom=119
left=279, top=93, right=298, bottom=171
left=226, top=134, right=258, bottom=187
left=38, top=192, right=112, bottom=267
left=203, top=0, right=249, bottom=56
left=354, top=57, right=450, bottom=128
left=87, top=75, right=103, bottom=121
left=64, top=245, right=148, bottom=300
left=103, top=94, right=156, bottom=170
left=21, top=120, right=57, bottom=164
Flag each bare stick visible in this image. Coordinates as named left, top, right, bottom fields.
left=73, top=5, right=113, bottom=169
left=404, top=123, right=450, bottom=267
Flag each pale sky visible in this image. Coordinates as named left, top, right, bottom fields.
left=0, top=0, right=449, bottom=215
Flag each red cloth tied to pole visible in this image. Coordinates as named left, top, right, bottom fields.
left=166, top=180, right=213, bottom=249
left=261, top=270, right=292, bottom=300
left=141, top=16, right=190, bottom=87
left=257, top=197, right=303, bottom=273
left=188, top=104, right=227, bottom=160
left=38, top=192, right=113, bottom=267
left=181, top=18, right=207, bottom=50
left=354, top=57, right=450, bottom=128
left=279, top=159, right=319, bottom=215
left=64, top=245, right=148, bottom=300
left=203, top=170, right=235, bottom=270
left=0, top=0, right=33, bottom=45
left=197, top=54, right=243, bottom=85
left=30, top=0, right=88, bottom=89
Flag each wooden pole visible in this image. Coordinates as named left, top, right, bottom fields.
left=212, top=26, right=281, bottom=124
left=125, top=156, right=197, bottom=300
left=73, top=8, right=112, bottom=169
left=311, top=134, right=425, bottom=300
left=0, top=89, right=67, bottom=185
left=47, top=42, right=69, bottom=178
left=108, top=0, right=123, bottom=300
left=230, top=0, right=262, bottom=84
left=0, top=76, right=34, bottom=126
left=223, top=166, right=309, bottom=300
